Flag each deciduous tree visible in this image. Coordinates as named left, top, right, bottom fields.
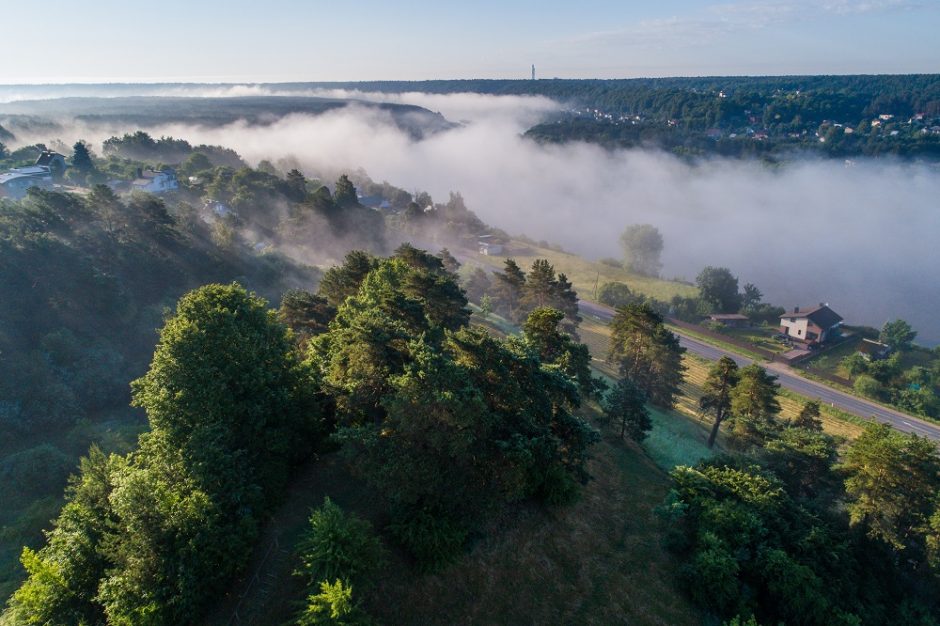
left=696, top=266, right=742, bottom=313
left=880, top=319, right=917, bottom=352
left=620, top=224, right=664, bottom=277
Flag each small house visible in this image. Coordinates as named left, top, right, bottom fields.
left=478, top=234, right=504, bottom=256
left=357, top=194, right=392, bottom=210
left=779, top=304, right=843, bottom=345
left=706, top=313, right=750, bottom=328
left=132, top=168, right=178, bottom=194
left=479, top=242, right=504, bottom=256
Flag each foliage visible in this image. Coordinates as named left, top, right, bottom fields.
left=318, top=251, right=379, bottom=307
left=620, top=224, right=664, bottom=277
left=312, top=252, right=596, bottom=568
left=853, top=374, right=884, bottom=399
left=604, top=378, right=651, bottom=441
left=740, top=283, right=763, bottom=312
left=727, top=365, right=781, bottom=449
left=296, top=579, right=372, bottom=626
left=70, top=141, right=95, bottom=175
left=462, top=267, right=492, bottom=304
left=607, top=303, right=686, bottom=408
left=598, top=281, right=642, bottom=308
left=880, top=318, right=917, bottom=351
left=792, top=400, right=823, bottom=431
left=522, top=307, right=601, bottom=399
left=7, top=284, right=324, bottom=625
left=333, top=175, right=358, bottom=208
left=491, top=259, right=526, bottom=322
left=696, top=266, right=742, bottom=313
left=295, top=498, right=385, bottom=589
left=841, top=424, right=940, bottom=557
left=280, top=289, right=336, bottom=344
left=663, top=461, right=862, bottom=626
left=699, top=356, right=740, bottom=448
left=5, top=447, right=120, bottom=626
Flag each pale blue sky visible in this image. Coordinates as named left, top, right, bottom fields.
left=2, top=0, right=937, bottom=82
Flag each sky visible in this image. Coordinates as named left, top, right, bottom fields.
left=1, top=0, right=937, bottom=82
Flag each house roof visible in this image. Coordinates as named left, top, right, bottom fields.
left=0, top=166, right=51, bottom=185
left=35, top=151, right=64, bottom=166
left=781, top=305, right=843, bottom=328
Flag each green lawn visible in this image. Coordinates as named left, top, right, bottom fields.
left=723, top=325, right=791, bottom=354
left=798, top=335, right=863, bottom=380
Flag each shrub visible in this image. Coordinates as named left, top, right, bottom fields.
left=853, top=374, right=883, bottom=400
left=296, top=579, right=372, bottom=626
left=537, top=463, right=580, bottom=505
left=387, top=506, right=468, bottom=571
left=598, top=282, right=640, bottom=308
left=295, top=498, right=385, bottom=588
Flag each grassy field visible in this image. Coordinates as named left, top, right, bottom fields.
left=723, top=325, right=791, bottom=354
left=798, top=335, right=862, bottom=381
left=472, top=241, right=697, bottom=304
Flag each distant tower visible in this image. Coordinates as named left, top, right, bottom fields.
left=531, top=64, right=536, bottom=80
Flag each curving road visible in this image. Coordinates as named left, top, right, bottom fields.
left=579, top=300, right=940, bottom=441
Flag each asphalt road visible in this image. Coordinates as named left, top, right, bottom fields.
left=579, top=300, right=940, bottom=441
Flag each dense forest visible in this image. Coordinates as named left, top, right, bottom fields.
left=288, top=75, right=940, bottom=159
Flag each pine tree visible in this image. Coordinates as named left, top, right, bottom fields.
left=333, top=174, right=358, bottom=208
left=492, top=258, right=526, bottom=321
left=71, top=141, right=95, bottom=174
left=608, top=303, right=686, bottom=408
left=604, top=378, right=651, bottom=441
left=792, top=400, right=823, bottom=431
left=700, top=356, right=740, bottom=448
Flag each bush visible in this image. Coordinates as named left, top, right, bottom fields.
left=598, top=282, right=640, bottom=308
left=387, top=506, right=468, bottom=571
left=853, top=374, right=884, bottom=400
left=537, top=463, right=580, bottom=505
left=295, top=498, right=385, bottom=588
left=599, top=257, right=623, bottom=268
left=297, top=579, right=372, bottom=626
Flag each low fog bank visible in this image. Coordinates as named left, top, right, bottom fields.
left=9, top=90, right=938, bottom=344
